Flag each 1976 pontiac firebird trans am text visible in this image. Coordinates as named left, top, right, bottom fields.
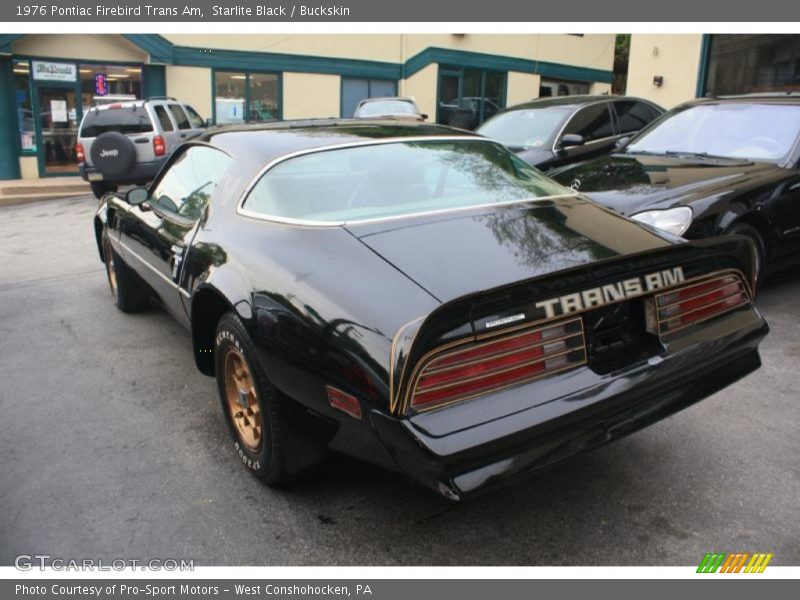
left=95, top=120, right=768, bottom=499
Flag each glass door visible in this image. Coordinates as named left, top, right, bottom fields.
left=36, top=85, right=81, bottom=175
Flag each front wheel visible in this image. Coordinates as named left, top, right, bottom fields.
left=728, top=222, right=767, bottom=287
left=214, top=312, right=292, bottom=485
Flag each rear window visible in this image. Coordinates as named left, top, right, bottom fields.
left=79, top=105, right=153, bottom=138
left=242, top=139, right=571, bottom=224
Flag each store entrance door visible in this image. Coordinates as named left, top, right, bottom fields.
left=36, top=85, right=81, bottom=175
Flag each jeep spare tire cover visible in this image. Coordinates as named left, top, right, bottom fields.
left=90, top=131, right=136, bottom=179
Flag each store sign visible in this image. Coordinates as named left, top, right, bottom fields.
left=95, top=73, right=108, bottom=96
left=32, top=61, right=77, bottom=82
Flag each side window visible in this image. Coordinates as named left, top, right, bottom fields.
left=615, top=100, right=660, bottom=135
left=149, top=146, right=232, bottom=221
left=184, top=105, right=205, bottom=129
left=153, top=105, right=174, bottom=132
left=563, top=103, right=615, bottom=141
left=168, top=104, right=191, bottom=130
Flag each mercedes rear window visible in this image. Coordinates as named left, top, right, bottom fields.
left=241, top=139, right=572, bottom=224
left=79, top=105, right=153, bottom=138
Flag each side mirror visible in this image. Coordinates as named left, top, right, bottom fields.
left=205, top=118, right=214, bottom=128
left=126, top=187, right=149, bottom=206
left=420, top=113, right=429, bottom=121
left=615, top=135, right=632, bottom=149
left=559, top=134, right=585, bottom=149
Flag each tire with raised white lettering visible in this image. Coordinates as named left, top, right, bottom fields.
left=214, top=312, right=291, bottom=485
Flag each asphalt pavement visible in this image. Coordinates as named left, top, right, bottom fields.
left=0, top=195, right=798, bottom=566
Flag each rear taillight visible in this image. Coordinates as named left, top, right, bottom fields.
left=653, top=273, right=750, bottom=334
left=409, top=317, right=586, bottom=412
left=75, top=143, right=85, bottom=164
left=153, top=135, right=166, bottom=156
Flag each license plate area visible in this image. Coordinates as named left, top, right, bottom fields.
left=87, top=172, right=103, bottom=181
left=583, top=298, right=663, bottom=375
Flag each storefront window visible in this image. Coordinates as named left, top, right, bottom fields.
left=249, top=73, right=279, bottom=122
left=539, top=79, right=590, bottom=97
left=12, top=60, right=36, bottom=152
left=437, top=67, right=506, bottom=130
left=215, top=71, right=280, bottom=124
left=704, top=34, right=800, bottom=95
left=79, top=64, right=142, bottom=112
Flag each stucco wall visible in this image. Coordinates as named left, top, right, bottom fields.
left=11, top=35, right=147, bottom=63
left=399, top=64, right=438, bottom=121
left=164, top=34, right=405, bottom=63
left=282, top=73, right=340, bottom=119
left=403, top=34, right=615, bottom=71
left=626, top=34, right=704, bottom=108
left=165, top=66, right=212, bottom=119
left=506, top=72, right=542, bottom=105
left=163, top=34, right=616, bottom=74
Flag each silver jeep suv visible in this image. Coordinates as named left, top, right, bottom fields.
left=77, top=96, right=206, bottom=198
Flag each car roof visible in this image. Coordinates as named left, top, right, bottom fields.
left=501, top=95, right=661, bottom=112
left=358, top=97, right=416, bottom=104
left=685, top=93, right=800, bottom=106
left=503, top=95, right=613, bottom=110
left=198, top=119, right=479, bottom=164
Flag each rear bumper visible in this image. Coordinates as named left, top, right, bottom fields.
left=370, top=310, right=768, bottom=500
left=80, top=158, right=166, bottom=185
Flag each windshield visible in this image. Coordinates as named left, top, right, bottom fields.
left=357, top=100, right=418, bottom=117
left=80, top=105, right=153, bottom=138
left=242, top=139, right=571, bottom=224
left=625, top=103, right=800, bottom=161
left=477, top=107, right=572, bottom=149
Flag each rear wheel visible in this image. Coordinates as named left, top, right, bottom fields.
left=215, top=312, right=292, bottom=485
left=102, top=232, right=150, bottom=312
left=728, top=222, right=767, bottom=287
left=90, top=181, right=118, bottom=199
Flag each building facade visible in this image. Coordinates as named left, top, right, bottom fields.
left=0, top=33, right=616, bottom=180
left=627, top=34, right=800, bottom=109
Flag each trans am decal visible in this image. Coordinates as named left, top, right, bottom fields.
left=534, top=267, right=685, bottom=319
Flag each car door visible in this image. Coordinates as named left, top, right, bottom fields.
left=117, top=144, right=233, bottom=325
left=612, top=99, right=663, bottom=140
left=182, top=104, right=207, bottom=137
left=167, top=103, right=196, bottom=153
left=550, top=102, right=616, bottom=169
left=763, top=171, right=800, bottom=262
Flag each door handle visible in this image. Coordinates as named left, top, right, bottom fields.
left=179, top=133, right=187, bottom=139
left=133, top=137, right=148, bottom=143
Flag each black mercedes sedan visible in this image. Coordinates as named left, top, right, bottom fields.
left=550, top=94, right=800, bottom=282
left=477, top=95, right=664, bottom=171
left=94, top=120, right=767, bottom=499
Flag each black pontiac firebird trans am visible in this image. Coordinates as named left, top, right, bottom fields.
left=94, top=120, right=768, bottom=500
